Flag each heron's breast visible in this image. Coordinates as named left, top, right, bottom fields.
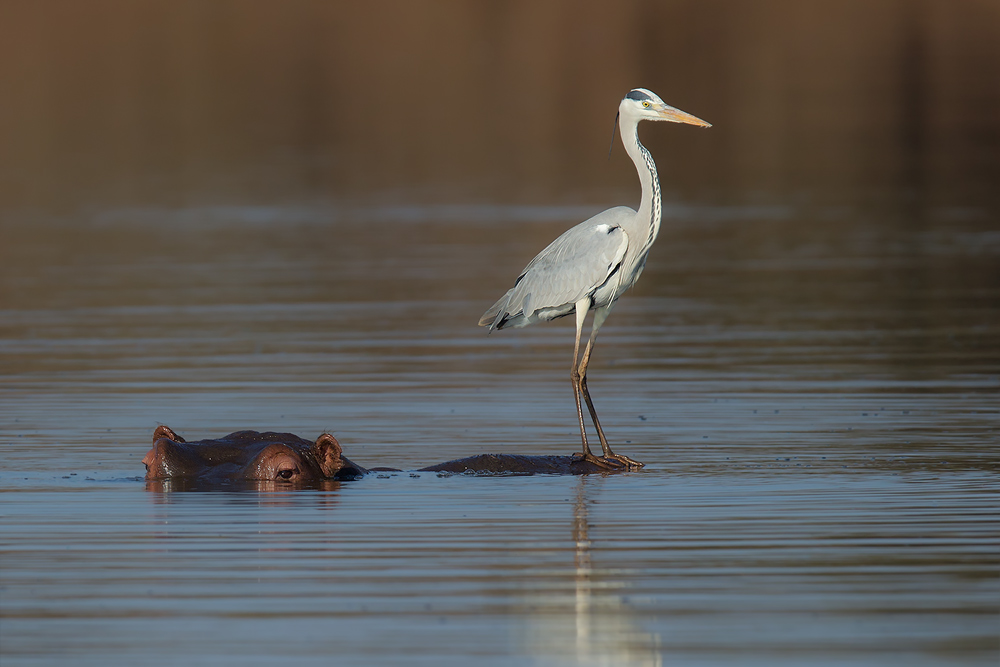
left=594, top=252, right=648, bottom=308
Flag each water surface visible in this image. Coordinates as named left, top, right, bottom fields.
left=2, top=203, right=997, bottom=666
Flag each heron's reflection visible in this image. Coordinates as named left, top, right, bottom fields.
left=522, top=475, right=662, bottom=665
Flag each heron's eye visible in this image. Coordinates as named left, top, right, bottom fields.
left=642, top=101, right=650, bottom=108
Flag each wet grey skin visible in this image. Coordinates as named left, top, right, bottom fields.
left=143, top=425, right=366, bottom=483
left=142, top=427, right=632, bottom=484
left=479, top=88, right=711, bottom=471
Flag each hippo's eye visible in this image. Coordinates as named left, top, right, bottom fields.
left=277, top=468, right=298, bottom=480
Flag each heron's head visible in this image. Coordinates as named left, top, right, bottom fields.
left=620, top=88, right=711, bottom=128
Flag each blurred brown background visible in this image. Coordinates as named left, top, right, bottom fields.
left=1, top=0, right=998, bottom=213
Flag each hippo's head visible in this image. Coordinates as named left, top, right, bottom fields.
left=143, top=425, right=366, bottom=483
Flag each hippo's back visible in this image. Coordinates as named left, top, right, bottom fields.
left=417, top=454, right=621, bottom=475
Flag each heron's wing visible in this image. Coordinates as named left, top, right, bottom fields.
left=480, top=207, right=633, bottom=330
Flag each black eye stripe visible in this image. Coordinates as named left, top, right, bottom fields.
left=626, top=90, right=653, bottom=102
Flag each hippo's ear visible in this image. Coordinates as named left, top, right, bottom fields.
left=312, top=433, right=344, bottom=478
left=153, top=425, right=184, bottom=443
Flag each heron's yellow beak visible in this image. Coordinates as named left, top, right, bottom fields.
left=657, top=105, right=712, bottom=128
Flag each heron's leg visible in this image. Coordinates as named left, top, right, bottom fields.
left=570, top=300, right=633, bottom=471
left=570, top=299, right=594, bottom=459
left=577, top=306, right=645, bottom=470
left=577, top=308, right=611, bottom=456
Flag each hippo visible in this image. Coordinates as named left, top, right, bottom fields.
left=142, top=426, right=638, bottom=485
left=142, top=426, right=367, bottom=483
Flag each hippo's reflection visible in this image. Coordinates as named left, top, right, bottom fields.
left=143, top=477, right=347, bottom=494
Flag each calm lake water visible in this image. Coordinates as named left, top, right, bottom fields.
left=2, top=202, right=997, bottom=666
left=2, top=2, right=999, bottom=665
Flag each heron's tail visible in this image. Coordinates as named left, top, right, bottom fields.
left=478, top=289, right=514, bottom=331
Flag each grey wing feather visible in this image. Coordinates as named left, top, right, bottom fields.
left=480, top=207, right=633, bottom=330
left=478, top=287, right=515, bottom=327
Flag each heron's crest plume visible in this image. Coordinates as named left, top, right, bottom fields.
left=608, top=111, right=620, bottom=160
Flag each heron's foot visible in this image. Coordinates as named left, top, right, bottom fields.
left=572, top=452, right=622, bottom=470
left=602, top=452, right=645, bottom=470
left=572, top=452, right=643, bottom=471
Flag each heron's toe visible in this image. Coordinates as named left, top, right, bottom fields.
left=602, top=453, right=645, bottom=471
left=572, top=452, right=627, bottom=470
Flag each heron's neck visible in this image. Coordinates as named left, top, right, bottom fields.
left=621, top=119, right=661, bottom=246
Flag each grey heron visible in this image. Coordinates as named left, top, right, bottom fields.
left=479, top=88, right=711, bottom=470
